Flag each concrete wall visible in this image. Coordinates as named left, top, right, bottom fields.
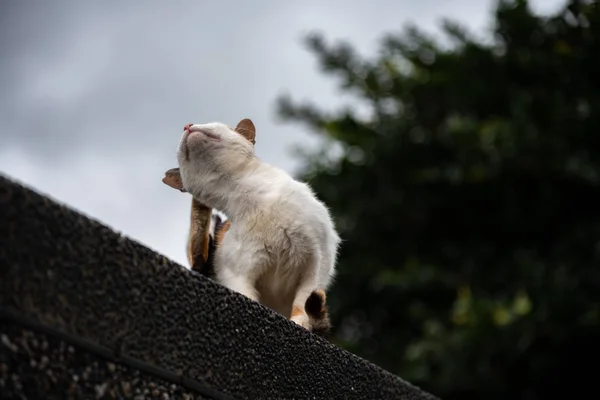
left=0, top=175, right=438, bottom=400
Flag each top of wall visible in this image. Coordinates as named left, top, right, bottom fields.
left=0, top=174, right=437, bottom=400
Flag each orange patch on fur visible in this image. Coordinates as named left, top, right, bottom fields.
left=188, top=199, right=213, bottom=270
left=291, top=305, right=306, bottom=319
left=214, top=220, right=231, bottom=247
left=314, top=288, right=326, bottom=302
left=315, top=288, right=327, bottom=314
left=202, top=230, right=210, bottom=260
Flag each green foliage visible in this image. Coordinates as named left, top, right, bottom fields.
left=277, top=1, right=600, bottom=398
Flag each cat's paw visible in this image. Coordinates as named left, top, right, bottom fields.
left=290, top=314, right=311, bottom=331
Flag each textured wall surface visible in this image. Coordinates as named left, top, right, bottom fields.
left=1, top=320, right=212, bottom=399
left=0, top=174, right=438, bottom=400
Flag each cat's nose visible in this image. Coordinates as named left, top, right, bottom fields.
left=183, top=123, right=193, bottom=132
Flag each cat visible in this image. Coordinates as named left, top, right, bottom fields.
left=170, top=118, right=341, bottom=331
left=162, top=120, right=334, bottom=335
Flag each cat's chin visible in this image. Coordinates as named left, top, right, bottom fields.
left=184, top=135, right=222, bottom=160
left=188, top=127, right=222, bottom=142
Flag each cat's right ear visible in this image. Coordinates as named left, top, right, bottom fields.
left=234, top=118, right=256, bottom=144
left=162, top=168, right=187, bottom=192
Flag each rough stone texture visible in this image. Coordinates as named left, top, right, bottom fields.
left=0, top=174, right=439, bottom=400
left=1, top=321, right=212, bottom=399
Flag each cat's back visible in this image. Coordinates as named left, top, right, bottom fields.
left=242, top=160, right=338, bottom=248
left=234, top=161, right=339, bottom=287
left=257, top=164, right=332, bottom=223
left=266, top=167, right=339, bottom=255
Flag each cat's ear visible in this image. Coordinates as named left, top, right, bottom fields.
left=234, top=118, right=256, bottom=144
left=162, top=168, right=187, bottom=192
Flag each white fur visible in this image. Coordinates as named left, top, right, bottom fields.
left=177, top=122, right=340, bottom=328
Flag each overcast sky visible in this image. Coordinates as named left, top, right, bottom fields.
left=1, top=0, right=563, bottom=266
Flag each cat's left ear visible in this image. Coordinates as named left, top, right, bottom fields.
left=234, top=118, right=256, bottom=144
left=162, top=168, right=187, bottom=192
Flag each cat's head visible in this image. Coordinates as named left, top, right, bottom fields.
left=176, top=118, right=256, bottom=195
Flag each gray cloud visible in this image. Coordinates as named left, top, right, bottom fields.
left=0, top=0, right=561, bottom=266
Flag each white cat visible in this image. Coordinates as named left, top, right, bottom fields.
left=175, top=118, right=341, bottom=329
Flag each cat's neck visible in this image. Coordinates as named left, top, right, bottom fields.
left=194, top=158, right=278, bottom=222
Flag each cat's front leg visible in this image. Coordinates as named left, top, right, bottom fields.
left=218, top=269, right=260, bottom=302
left=214, top=245, right=261, bottom=302
left=213, top=229, right=266, bottom=302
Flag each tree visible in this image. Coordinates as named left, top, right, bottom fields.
left=276, top=1, right=600, bottom=398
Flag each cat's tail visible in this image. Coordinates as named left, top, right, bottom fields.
left=305, top=288, right=332, bottom=338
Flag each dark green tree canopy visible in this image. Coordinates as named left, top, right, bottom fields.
left=277, top=1, right=600, bottom=398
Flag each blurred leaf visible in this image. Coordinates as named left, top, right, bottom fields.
left=277, top=1, right=600, bottom=399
